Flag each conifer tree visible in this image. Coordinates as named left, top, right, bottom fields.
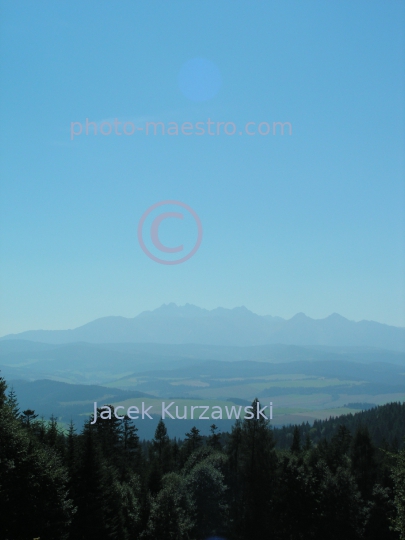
left=304, top=432, right=312, bottom=451
left=0, top=377, right=74, bottom=539
left=66, top=420, right=76, bottom=471
left=350, top=425, right=377, bottom=499
left=328, top=424, right=352, bottom=472
left=181, top=426, right=203, bottom=464
left=208, top=423, right=222, bottom=450
left=237, top=398, right=277, bottom=538
left=0, top=375, right=6, bottom=406
left=70, top=422, right=118, bottom=539
left=93, top=404, right=123, bottom=461
left=274, top=455, right=318, bottom=538
left=151, top=418, right=171, bottom=468
left=21, top=408, right=38, bottom=427
left=291, top=425, right=301, bottom=453
left=121, top=415, right=142, bottom=477
left=148, top=419, right=171, bottom=493
left=45, top=414, right=65, bottom=456
left=5, top=386, right=20, bottom=418
left=391, top=444, right=405, bottom=539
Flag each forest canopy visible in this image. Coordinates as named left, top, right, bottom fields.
left=1, top=374, right=404, bottom=540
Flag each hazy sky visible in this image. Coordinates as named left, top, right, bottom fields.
left=1, top=0, right=404, bottom=335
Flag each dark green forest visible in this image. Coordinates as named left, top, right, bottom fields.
left=1, top=374, right=404, bottom=540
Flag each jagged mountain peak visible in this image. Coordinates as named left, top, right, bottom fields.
left=1, top=305, right=404, bottom=351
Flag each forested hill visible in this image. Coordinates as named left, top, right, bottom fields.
left=2, top=373, right=405, bottom=539
left=273, top=401, right=405, bottom=450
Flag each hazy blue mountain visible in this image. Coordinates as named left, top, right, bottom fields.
left=1, top=303, right=404, bottom=351
left=9, top=378, right=152, bottom=406
left=0, top=340, right=206, bottom=385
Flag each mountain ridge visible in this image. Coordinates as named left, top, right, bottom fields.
left=1, top=304, right=404, bottom=351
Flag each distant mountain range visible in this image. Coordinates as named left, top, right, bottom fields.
left=1, top=303, right=405, bottom=351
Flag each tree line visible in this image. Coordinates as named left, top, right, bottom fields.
left=273, top=401, right=405, bottom=451
left=1, top=374, right=404, bottom=539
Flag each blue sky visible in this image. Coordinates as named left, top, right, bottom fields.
left=0, top=0, right=404, bottom=334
